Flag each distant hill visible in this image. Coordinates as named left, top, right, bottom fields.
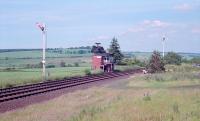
left=123, top=52, right=200, bottom=60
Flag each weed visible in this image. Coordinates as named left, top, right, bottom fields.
left=172, top=102, right=179, bottom=113
left=143, top=95, right=151, bottom=101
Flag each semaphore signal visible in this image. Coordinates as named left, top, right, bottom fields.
left=36, top=22, right=47, bottom=81
left=162, top=35, right=166, bottom=58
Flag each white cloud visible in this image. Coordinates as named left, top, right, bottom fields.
left=142, top=20, right=170, bottom=28
left=118, top=20, right=170, bottom=37
left=90, top=20, right=172, bottom=42
left=174, top=3, right=192, bottom=11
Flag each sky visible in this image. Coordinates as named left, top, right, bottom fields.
left=0, top=0, right=200, bottom=53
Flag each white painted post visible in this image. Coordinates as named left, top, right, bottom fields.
left=36, top=22, right=47, bottom=81
left=162, top=36, right=165, bottom=58
left=42, top=24, right=46, bottom=81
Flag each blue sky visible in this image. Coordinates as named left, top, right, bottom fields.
left=0, top=0, right=200, bottom=52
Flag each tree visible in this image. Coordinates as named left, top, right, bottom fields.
left=190, top=57, right=200, bottom=64
left=108, top=37, right=124, bottom=64
left=74, top=62, right=79, bottom=67
left=91, top=45, right=106, bottom=54
left=164, top=52, right=182, bottom=65
left=148, top=51, right=165, bottom=73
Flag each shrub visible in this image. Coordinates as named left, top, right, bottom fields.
left=46, top=64, right=55, bottom=68
left=66, top=64, right=73, bottom=67
left=74, top=62, right=80, bottom=67
left=164, top=52, right=182, bottom=65
left=5, top=83, right=15, bottom=88
left=143, top=95, right=151, bottom=101
left=35, top=62, right=43, bottom=68
left=191, top=57, right=200, bottom=64
left=84, top=69, right=91, bottom=75
left=172, top=102, right=179, bottom=113
left=4, top=67, right=16, bottom=71
left=148, top=51, right=165, bottom=73
left=120, top=58, right=147, bottom=67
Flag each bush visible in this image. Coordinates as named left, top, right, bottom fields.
left=143, top=95, right=151, bottom=101
left=120, top=58, right=147, bottom=67
left=4, top=67, right=16, bottom=71
left=172, top=102, right=179, bottom=113
left=148, top=51, right=165, bottom=73
left=46, top=64, right=55, bottom=68
left=74, top=62, right=80, bottom=67
left=191, top=57, right=200, bottom=64
left=5, top=83, right=15, bottom=88
left=84, top=69, right=91, bottom=75
left=66, top=64, right=73, bottom=67
left=164, top=52, right=182, bottom=65
left=35, top=62, right=43, bottom=68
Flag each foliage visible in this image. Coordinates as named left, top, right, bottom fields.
left=91, top=45, right=106, bottom=54
left=74, top=62, right=80, bottom=67
left=38, top=62, right=43, bottom=68
left=84, top=69, right=91, bottom=75
left=108, top=37, right=124, bottom=64
left=25, top=62, right=43, bottom=68
left=46, top=64, right=55, bottom=68
left=129, top=64, right=200, bottom=88
left=148, top=51, right=165, bottom=73
left=191, top=57, right=200, bottom=64
left=172, top=102, right=179, bottom=113
left=120, top=57, right=147, bottom=67
left=164, top=52, right=182, bottom=65
left=143, top=95, right=151, bottom=101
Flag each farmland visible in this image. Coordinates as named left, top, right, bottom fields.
left=0, top=49, right=139, bottom=88
left=0, top=64, right=200, bottom=121
left=0, top=49, right=200, bottom=88
left=0, top=49, right=93, bottom=88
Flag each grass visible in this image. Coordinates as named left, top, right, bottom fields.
left=128, top=64, right=200, bottom=88
left=0, top=52, right=92, bottom=88
left=68, top=90, right=200, bottom=121
left=0, top=67, right=89, bottom=88
left=114, top=65, right=141, bottom=71
left=0, top=64, right=200, bottom=121
left=0, top=55, right=135, bottom=88
left=0, top=65, right=133, bottom=88
left=0, top=55, right=91, bottom=68
left=0, top=50, right=91, bottom=59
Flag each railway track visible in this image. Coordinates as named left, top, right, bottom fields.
left=0, top=69, right=142, bottom=103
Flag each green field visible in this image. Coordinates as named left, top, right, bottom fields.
left=0, top=50, right=93, bottom=88
left=0, top=67, right=91, bottom=88
left=0, top=50, right=200, bottom=89
left=0, top=50, right=91, bottom=68
left=0, top=49, right=139, bottom=88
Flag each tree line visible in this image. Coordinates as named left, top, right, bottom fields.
left=107, top=37, right=200, bottom=73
